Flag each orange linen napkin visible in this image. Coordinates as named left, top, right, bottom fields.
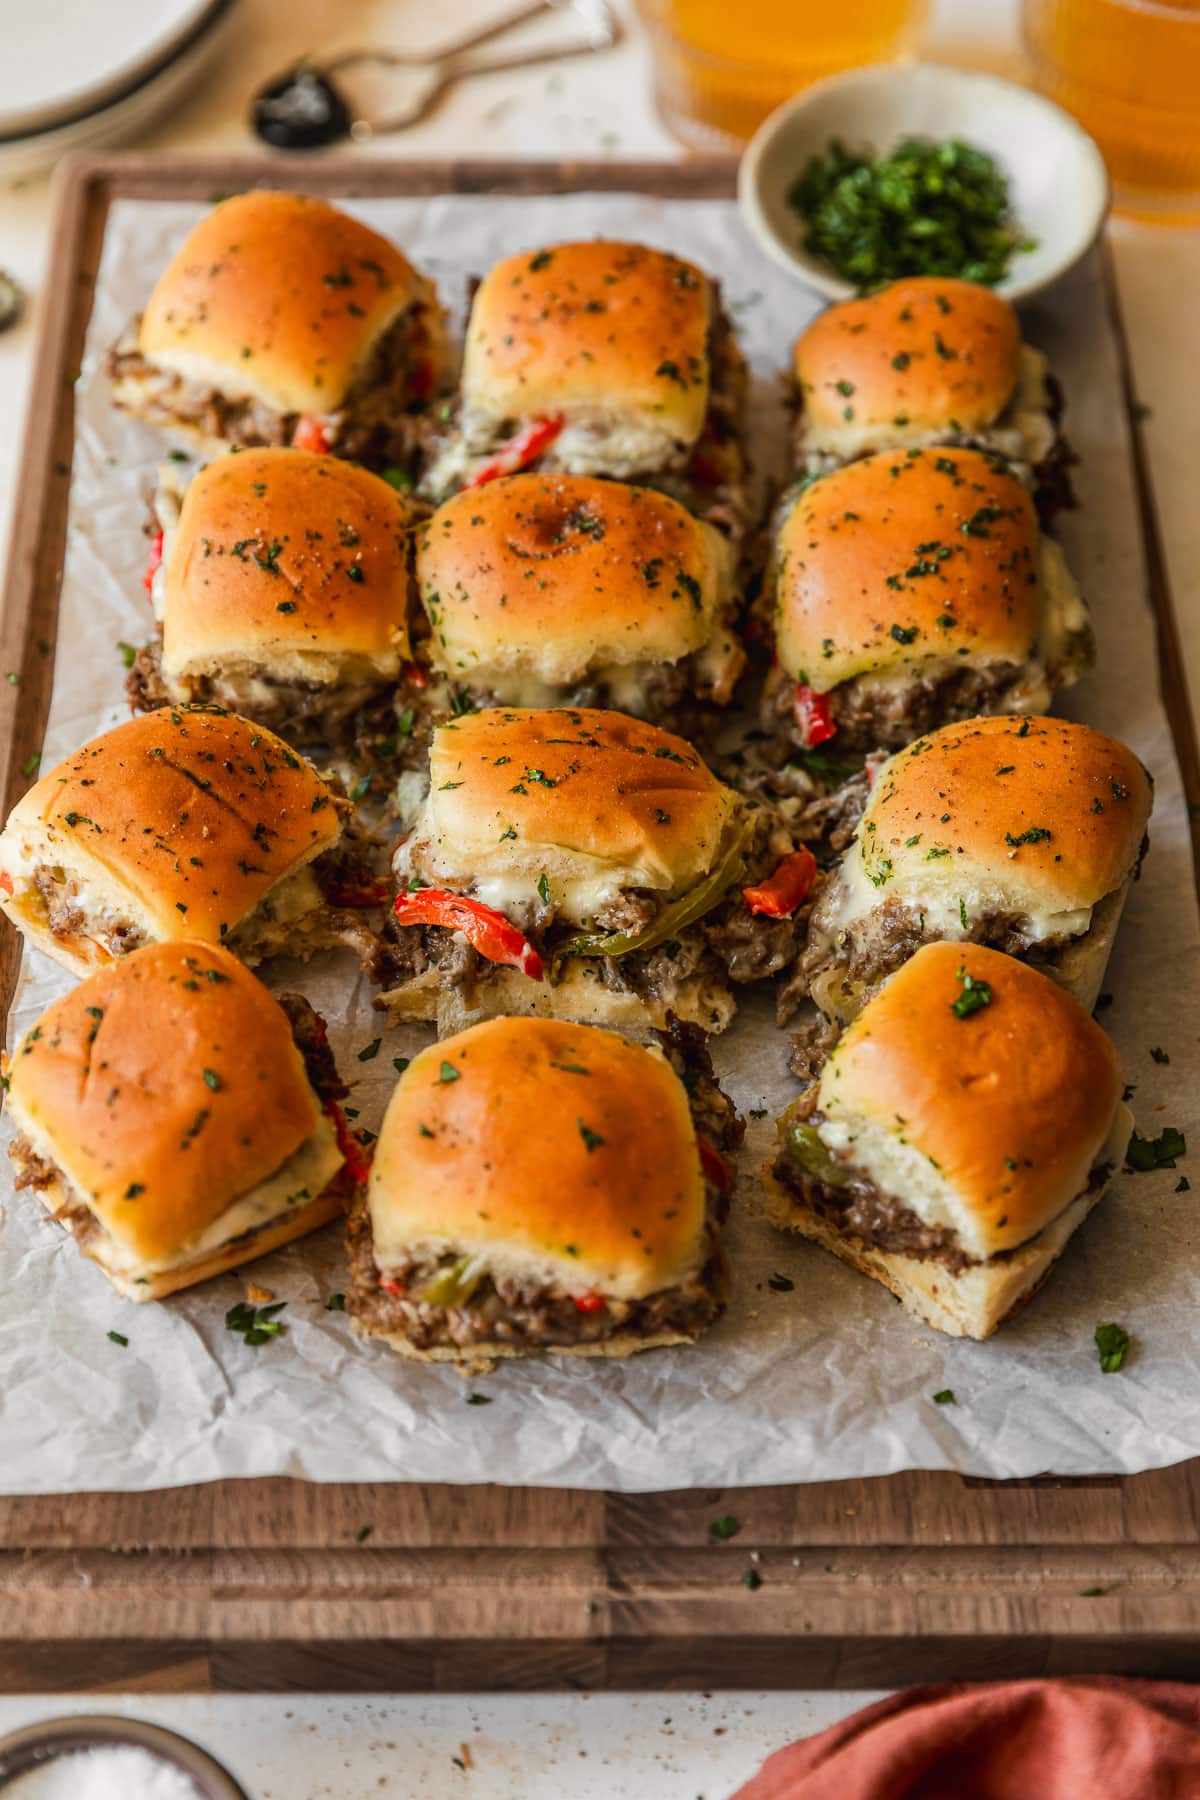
left=730, top=1679, right=1200, bottom=1799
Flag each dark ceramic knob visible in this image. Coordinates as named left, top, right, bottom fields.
left=251, top=65, right=352, bottom=150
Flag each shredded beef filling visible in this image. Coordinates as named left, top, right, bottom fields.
left=276, top=992, right=349, bottom=1112
left=761, top=658, right=1033, bottom=756
left=10, top=1135, right=100, bottom=1246
left=375, top=802, right=806, bottom=1002
left=125, top=635, right=399, bottom=747
left=346, top=1020, right=742, bottom=1352
left=797, top=897, right=1080, bottom=1013
left=107, top=306, right=437, bottom=475
left=772, top=1090, right=1113, bottom=1274
left=25, top=869, right=146, bottom=957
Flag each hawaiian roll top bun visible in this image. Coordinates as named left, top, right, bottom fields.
left=817, top=942, right=1124, bottom=1262
left=460, top=241, right=712, bottom=458
left=845, top=714, right=1152, bottom=929
left=794, top=277, right=1021, bottom=448
left=396, top=707, right=740, bottom=918
left=160, top=447, right=414, bottom=687
left=771, top=447, right=1048, bottom=690
left=5, top=942, right=325, bottom=1275
left=0, top=706, right=342, bottom=974
left=416, top=473, right=736, bottom=690
left=139, top=191, right=429, bottom=416
left=367, top=1016, right=709, bottom=1299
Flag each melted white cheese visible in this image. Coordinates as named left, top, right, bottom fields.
left=816, top=1096, right=1131, bottom=1263
left=86, top=1109, right=343, bottom=1282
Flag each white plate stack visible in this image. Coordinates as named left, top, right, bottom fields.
left=0, top=0, right=236, bottom=178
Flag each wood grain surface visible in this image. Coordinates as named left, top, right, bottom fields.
left=1, top=155, right=1198, bottom=1693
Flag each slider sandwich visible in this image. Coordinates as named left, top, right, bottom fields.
left=0, top=706, right=386, bottom=976
left=4, top=941, right=361, bottom=1301
left=413, top=472, right=745, bottom=724
left=129, top=446, right=422, bottom=753
left=108, top=190, right=444, bottom=472
left=791, top=276, right=1073, bottom=518
left=794, top=715, right=1152, bottom=1023
left=379, top=707, right=817, bottom=1036
left=346, top=1014, right=742, bottom=1362
left=760, top=447, right=1092, bottom=762
left=424, top=240, right=749, bottom=541
left=764, top=942, right=1128, bottom=1340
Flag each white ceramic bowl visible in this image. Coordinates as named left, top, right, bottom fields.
left=739, top=62, right=1109, bottom=303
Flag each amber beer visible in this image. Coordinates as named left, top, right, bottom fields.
left=635, top=0, right=930, bottom=148
left=1022, top=0, right=1200, bottom=219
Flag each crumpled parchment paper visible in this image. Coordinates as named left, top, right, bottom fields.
left=0, top=193, right=1195, bottom=1494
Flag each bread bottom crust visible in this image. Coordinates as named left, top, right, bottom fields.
left=350, top=1317, right=700, bottom=1373
left=761, top=1163, right=1107, bottom=1339
left=24, top=1169, right=346, bottom=1302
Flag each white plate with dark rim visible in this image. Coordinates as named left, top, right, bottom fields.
left=738, top=61, right=1110, bottom=303
left=0, top=0, right=236, bottom=179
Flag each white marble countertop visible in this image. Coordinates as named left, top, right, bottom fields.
left=0, top=1692, right=886, bottom=1797
left=0, top=0, right=1196, bottom=1791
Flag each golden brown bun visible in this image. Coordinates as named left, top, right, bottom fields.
left=162, top=448, right=413, bottom=678
left=416, top=473, right=733, bottom=683
left=794, top=277, right=1021, bottom=436
left=408, top=706, right=738, bottom=894
left=860, top=715, right=1152, bottom=915
left=820, top=942, right=1123, bottom=1258
left=771, top=448, right=1042, bottom=686
left=761, top=1159, right=1110, bottom=1340
left=368, top=1016, right=708, bottom=1298
left=6, top=942, right=321, bottom=1269
left=139, top=191, right=428, bottom=415
left=0, top=707, right=341, bottom=961
left=461, top=241, right=711, bottom=448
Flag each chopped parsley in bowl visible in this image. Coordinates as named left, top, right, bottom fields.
left=787, top=136, right=1035, bottom=291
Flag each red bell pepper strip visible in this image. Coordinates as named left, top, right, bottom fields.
left=292, top=415, right=333, bottom=454
left=381, top=1278, right=408, bottom=1299
left=687, top=446, right=725, bottom=489
left=742, top=847, right=818, bottom=920
left=401, top=660, right=428, bottom=690
left=142, top=529, right=164, bottom=595
left=465, top=415, right=564, bottom=489
left=329, top=1099, right=372, bottom=1189
left=409, top=356, right=434, bottom=402
left=0, top=871, right=12, bottom=895
left=393, top=888, right=544, bottom=981
left=573, top=1291, right=607, bottom=1313
left=301, top=1008, right=371, bottom=1187
left=794, top=683, right=837, bottom=748
left=698, top=1134, right=731, bottom=1194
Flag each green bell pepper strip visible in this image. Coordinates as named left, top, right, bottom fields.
left=560, top=817, right=754, bottom=961
left=420, top=1253, right=490, bottom=1308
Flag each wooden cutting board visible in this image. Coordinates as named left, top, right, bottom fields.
left=1, top=155, right=1197, bottom=1694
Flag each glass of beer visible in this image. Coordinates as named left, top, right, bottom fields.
left=1022, top=0, right=1200, bottom=221
left=634, top=0, right=931, bottom=150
